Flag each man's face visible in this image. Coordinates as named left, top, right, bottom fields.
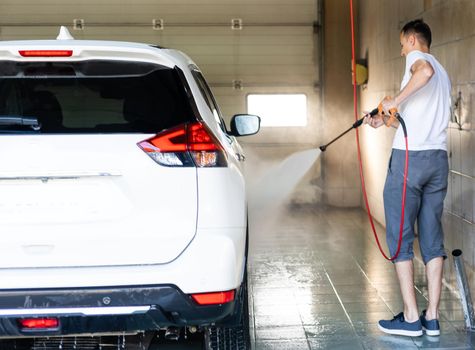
left=399, top=33, right=414, bottom=57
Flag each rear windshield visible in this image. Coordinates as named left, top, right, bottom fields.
left=0, top=60, right=195, bottom=134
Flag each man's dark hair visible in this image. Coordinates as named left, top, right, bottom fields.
left=401, top=19, right=432, bottom=48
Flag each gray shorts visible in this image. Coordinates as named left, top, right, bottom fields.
left=383, top=149, right=448, bottom=264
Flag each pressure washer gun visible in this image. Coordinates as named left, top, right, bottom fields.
left=376, top=100, right=400, bottom=128
left=317, top=101, right=408, bottom=261
left=319, top=101, right=402, bottom=152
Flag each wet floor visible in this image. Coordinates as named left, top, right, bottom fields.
left=1, top=205, right=474, bottom=349
left=248, top=205, right=475, bottom=350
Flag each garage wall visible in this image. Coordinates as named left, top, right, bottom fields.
left=0, top=0, right=323, bottom=204
left=357, top=0, right=475, bottom=289
left=320, top=0, right=361, bottom=207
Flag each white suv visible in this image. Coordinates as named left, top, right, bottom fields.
left=0, top=28, right=259, bottom=349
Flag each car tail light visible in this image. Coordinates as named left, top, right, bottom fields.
left=191, top=290, right=235, bottom=305
left=19, top=50, right=73, bottom=57
left=18, top=317, right=59, bottom=329
left=138, top=122, right=227, bottom=167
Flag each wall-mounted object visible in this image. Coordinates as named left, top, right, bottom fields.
left=233, top=80, right=243, bottom=90
left=231, top=19, right=243, bottom=30
left=73, top=19, right=84, bottom=30
left=153, top=19, right=164, bottom=30
left=355, top=60, right=368, bottom=85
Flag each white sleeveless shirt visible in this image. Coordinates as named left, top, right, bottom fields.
left=393, top=50, right=451, bottom=151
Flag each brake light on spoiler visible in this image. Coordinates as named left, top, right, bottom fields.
left=19, top=50, right=73, bottom=57
left=138, top=122, right=227, bottom=167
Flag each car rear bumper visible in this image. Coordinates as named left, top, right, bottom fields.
left=0, top=227, right=246, bottom=294
left=0, top=284, right=237, bottom=338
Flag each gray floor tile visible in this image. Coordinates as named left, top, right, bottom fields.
left=307, top=335, right=364, bottom=350
left=254, top=303, right=301, bottom=317
left=255, top=339, right=310, bottom=350
left=294, top=285, right=338, bottom=296
left=299, top=312, right=350, bottom=326
left=256, top=326, right=307, bottom=340
left=304, top=323, right=355, bottom=337
left=249, top=206, right=472, bottom=350
left=413, top=333, right=475, bottom=349
left=338, top=291, right=384, bottom=303
left=295, top=294, right=341, bottom=305
left=333, top=284, right=378, bottom=294
left=254, top=314, right=303, bottom=328
left=342, top=301, right=392, bottom=313
left=296, top=302, right=346, bottom=313
left=359, top=335, right=420, bottom=349
left=348, top=311, right=397, bottom=323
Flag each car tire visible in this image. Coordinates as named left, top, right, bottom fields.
left=203, top=270, right=250, bottom=350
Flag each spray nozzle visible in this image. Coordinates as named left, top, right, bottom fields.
left=318, top=107, right=379, bottom=152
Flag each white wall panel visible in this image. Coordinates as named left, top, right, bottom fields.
left=0, top=0, right=315, bottom=24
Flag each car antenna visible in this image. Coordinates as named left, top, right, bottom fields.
left=56, top=26, right=75, bottom=40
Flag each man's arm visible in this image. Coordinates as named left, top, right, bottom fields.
left=366, top=58, right=434, bottom=129
left=394, top=59, right=434, bottom=106
left=371, top=58, right=434, bottom=129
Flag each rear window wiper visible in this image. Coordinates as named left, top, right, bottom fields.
left=0, top=115, right=41, bottom=131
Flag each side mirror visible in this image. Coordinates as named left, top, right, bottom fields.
left=230, top=114, right=260, bottom=137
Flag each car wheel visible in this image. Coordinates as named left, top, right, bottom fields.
left=203, top=271, right=250, bottom=350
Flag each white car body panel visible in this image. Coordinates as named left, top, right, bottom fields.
left=0, top=134, right=198, bottom=267
left=0, top=226, right=245, bottom=294
left=196, top=167, right=247, bottom=229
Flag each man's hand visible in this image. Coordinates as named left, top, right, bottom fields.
left=379, top=96, right=401, bottom=128
left=381, top=96, right=397, bottom=115
left=364, top=112, right=385, bottom=128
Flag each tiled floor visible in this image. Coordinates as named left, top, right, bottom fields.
left=248, top=205, right=475, bottom=349
left=1, top=205, right=472, bottom=350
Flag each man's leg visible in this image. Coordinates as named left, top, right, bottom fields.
left=378, top=257, right=423, bottom=336
left=417, top=151, right=448, bottom=321
left=378, top=150, right=423, bottom=336
left=395, top=260, right=419, bottom=322
left=425, top=257, right=443, bottom=320
left=383, top=150, right=420, bottom=319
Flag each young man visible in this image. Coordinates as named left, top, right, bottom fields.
left=366, top=19, right=451, bottom=337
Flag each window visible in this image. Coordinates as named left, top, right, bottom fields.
left=0, top=60, right=194, bottom=134
left=247, top=94, right=307, bottom=127
left=190, top=69, right=227, bottom=133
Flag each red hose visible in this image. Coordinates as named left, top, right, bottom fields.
left=349, top=0, right=407, bottom=261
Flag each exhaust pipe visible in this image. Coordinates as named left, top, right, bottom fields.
left=164, top=327, right=181, bottom=341
left=452, top=249, right=475, bottom=330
